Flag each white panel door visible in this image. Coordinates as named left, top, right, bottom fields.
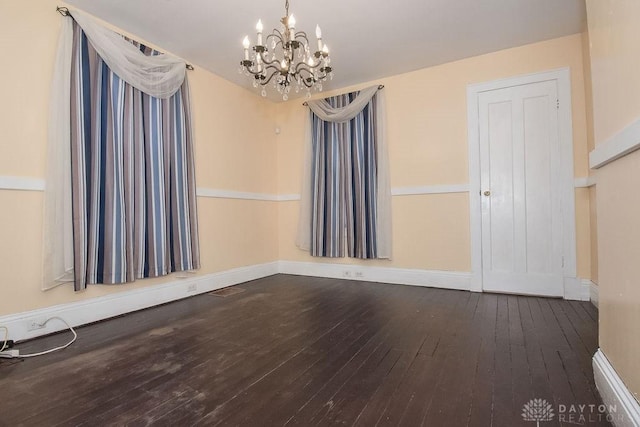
left=478, top=80, right=563, bottom=297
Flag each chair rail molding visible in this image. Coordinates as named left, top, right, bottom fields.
left=590, top=117, right=640, bottom=169
left=0, top=176, right=45, bottom=192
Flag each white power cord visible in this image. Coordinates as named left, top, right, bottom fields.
left=0, top=317, right=77, bottom=359
left=0, top=326, right=8, bottom=352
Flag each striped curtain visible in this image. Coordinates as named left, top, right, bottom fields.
left=311, top=91, right=379, bottom=258
left=69, top=22, right=200, bottom=291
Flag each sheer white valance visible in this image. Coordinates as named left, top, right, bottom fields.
left=296, top=85, right=392, bottom=259
left=305, top=85, right=380, bottom=123
left=70, top=10, right=186, bottom=99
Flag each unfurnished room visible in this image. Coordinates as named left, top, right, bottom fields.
left=1, top=0, right=639, bottom=425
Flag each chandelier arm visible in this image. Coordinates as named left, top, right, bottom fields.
left=270, top=29, right=285, bottom=42
left=296, top=68, right=317, bottom=88
left=258, top=50, right=283, bottom=68
left=294, top=61, right=322, bottom=75
left=301, top=77, right=315, bottom=88
left=260, top=68, right=282, bottom=86
left=293, top=31, right=310, bottom=44
left=265, top=32, right=284, bottom=50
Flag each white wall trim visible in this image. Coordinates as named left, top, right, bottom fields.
left=590, top=281, right=599, bottom=308
left=196, top=188, right=280, bottom=201
left=467, top=67, right=577, bottom=296
left=563, top=277, right=591, bottom=301
left=278, top=185, right=473, bottom=200
left=590, top=117, right=640, bottom=169
left=196, top=189, right=301, bottom=202
left=0, top=262, right=596, bottom=343
left=593, top=349, right=640, bottom=426
left=278, top=261, right=472, bottom=291
left=0, top=180, right=474, bottom=200
left=0, top=176, right=45, bottom=192
left=277, top=194, right=302, bottom=201
left=391, top=184, right=470, bottom=196
left=574, top=176, right=597, bottom=188
left=0, top=262, right=279, bottom=342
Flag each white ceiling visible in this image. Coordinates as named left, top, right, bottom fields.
left=65, top=0, right=587, bottom=101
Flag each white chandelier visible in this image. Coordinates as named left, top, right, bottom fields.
left=240, top=0, right=333, bottom=101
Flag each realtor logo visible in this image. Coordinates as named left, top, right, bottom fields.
left=522, top=399, right=555, bottom=426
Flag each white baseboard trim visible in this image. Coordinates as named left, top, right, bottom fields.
left=0, top=262, right=278, bottom=342
left=277, top=261, right=472, bottom=291
left=590, top=117, right=640, bottom=169
left=563, top=277, right=591, bottom=301
left=590, top=281, right=599, bottom=308
left=0, top=261, right=598, bottom=343
left=593, top=349, right=640, bottom=426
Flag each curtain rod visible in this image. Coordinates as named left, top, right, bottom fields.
left=302, top=84, right=384, bottom=106
left=56, top=6, right=194, bottom=71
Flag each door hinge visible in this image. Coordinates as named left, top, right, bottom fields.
left=557, top=99, right=560, bottom=110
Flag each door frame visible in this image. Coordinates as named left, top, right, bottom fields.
left=466, top=68, right=577, bottom=297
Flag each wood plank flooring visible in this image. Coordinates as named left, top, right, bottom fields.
left=0, top=275, right=608, bottom=426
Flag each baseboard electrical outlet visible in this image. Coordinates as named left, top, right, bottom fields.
left=27, top=319, right=46, bottom=332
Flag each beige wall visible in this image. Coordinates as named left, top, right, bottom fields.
left=586, top=0, right=640, bottom=401
left=0, top=0, right=278, bottom=316
left=277, top=34, right=594, bottom=277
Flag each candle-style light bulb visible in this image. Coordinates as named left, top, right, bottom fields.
left=256, top=20, right=263, bottom=45
left=288, top=14, right=296, bottom=40
left=307, top=56, right=314, bottom=66
left=316, top=25, right=323, bottom=51
left=243, top=36, right=250, bottom=60
left=322, top=44, right=329, bottom=54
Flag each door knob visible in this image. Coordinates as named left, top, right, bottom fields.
left=483, top=190, right=491, bottom=196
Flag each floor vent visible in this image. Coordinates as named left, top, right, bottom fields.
left=209, top=287, right=246, bottom=297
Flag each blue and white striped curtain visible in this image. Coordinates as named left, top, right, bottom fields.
left=69, top=22, right=200, bottom=291
left=310, top=91, right=380, bottom=258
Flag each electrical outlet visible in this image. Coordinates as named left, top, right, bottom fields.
left=343, top=271, right=352, bottom=278
left=354, top=271, right=363, bottom=278
left=187, top=283, right=197, bottom=293
left=27, top=319, right=46, bottom=331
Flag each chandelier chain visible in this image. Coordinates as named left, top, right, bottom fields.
left=285, top=0, right=289, bottom=16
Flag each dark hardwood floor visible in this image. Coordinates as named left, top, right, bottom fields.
left=0, top=275, right=608, bottom=426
